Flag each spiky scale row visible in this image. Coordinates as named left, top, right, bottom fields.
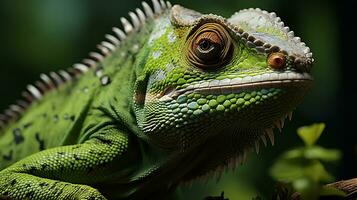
left=59, top=70, right=72, bottom=82
left=0, top=0, right=172, bottom=131
left=189, top=110, right=294, bottom=179
left=112, top=27, right=127, bottom=41
left=129, top=12, right=141, bottom=30
left=136, top=8, right=147, bottom=24
left=142, top=2, right=154, bottom=18
left=34, top=80, right=47, bottom=93
left=40, top=74, right=54, bottom=89
left=180, top=150, right=248, bottom=186
left=105, top=34, right=120, bottom=46
left=121, top=17, right=134, bottom=34
left=265, top=128, right=275, bottom=146
left=254, top=111, right=293, bottom=153
left=229, top=8, right=313, bottom=68
left=187, top=11, right=312, bottom=73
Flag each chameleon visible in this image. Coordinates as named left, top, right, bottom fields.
left=0, top=0, right=314, bottom=199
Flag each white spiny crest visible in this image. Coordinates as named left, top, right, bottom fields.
left=129, top=12, right=141, bottom=30
left=16, top=100, right=28, bottom=108
left=142, top=1, right=154, bottom=18
left=283, top=26, right=289, bottom=32
left=9, top=104, right=24, bottom=114
left=89, top=52, right=104, bottom=61
left=97, top=44, right=110, bottom=55
left=73, top=63, right=89, bottom=73
left=40, top=73, right=55, bottom=89
left=112, top=27, right=127, bottom=41
left=120, top=17, right=134, bottom=34
left=59, top=70, right=72, bottom=81
left=49, top=71, right=64, bottom=85
left=166, top=1, right=172, bottom=8
left=82, top=58, right=97, bottom=67
left=101, top=41, right=116, bottom=52
left=278, top=21, right=284, bottom=28
left=4, top=109, right=17, bottom=119
left=288, top=31, right=294, bottom=38
left=152, top=0, right=162, bottom=14
left=0, top=0, right=172, bottom=129
left=162, top=1, right=170, bottom=11
left=21, top=91, right=34, bottom=102
left=26, top=85, right=42, bottom=100
left=303, top=47, right=311, bottom=54
left=135, top=8, right=146, bottom=24
left=105, top=34, right=120, bottom=46
left=35, top=80, right=46, bottom=92
left=232, top=8, right=313, bottom=59
left=270, top=12, right=276, bottom=18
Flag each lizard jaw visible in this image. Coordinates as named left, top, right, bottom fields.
left=159, top=71, right=312, bottom=102
left=180, top=110, right=293, bottom=185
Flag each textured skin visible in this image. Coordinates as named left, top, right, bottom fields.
left=0, top=1, right=313, bottom=200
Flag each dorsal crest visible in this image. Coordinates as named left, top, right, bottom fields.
left=0, top=0, right=172, bottom=131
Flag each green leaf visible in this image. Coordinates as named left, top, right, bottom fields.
left=304, top=146, right=341, bottom=162
left=303, top=161, right=334, bottom=182
left=270, top=159, right=306, bottom=181
left=281, top=146, right=341, bottom=163
left=297, top=123, right=326, bottom=146
left=292, top=178, right=320, bottom=200
left=320, top=186, right=347, bottom=197
left=283, top=148, right=305, bottom=159
left=270, top=159, right=334, bottom=183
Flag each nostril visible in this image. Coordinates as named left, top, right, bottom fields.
left=268, top=52, right=286, bottom=70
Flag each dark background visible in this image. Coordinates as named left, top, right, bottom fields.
left=0, top=0, right=355, bottom=199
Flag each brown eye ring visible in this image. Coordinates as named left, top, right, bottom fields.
left=268, top=52, right=287, bottom=70
left=187, top=23, right=233, bottom=69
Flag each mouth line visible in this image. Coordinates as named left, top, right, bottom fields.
left=159, top=71, right=313, bottom=101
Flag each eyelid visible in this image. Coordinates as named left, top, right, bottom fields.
left=186, top=22, right=234, bottom=69
left=195, top=31, right=222, bottom=45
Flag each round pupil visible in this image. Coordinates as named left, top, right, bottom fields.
left=199, top=39, right=211, bottom=51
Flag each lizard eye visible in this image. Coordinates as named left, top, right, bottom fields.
left=268, top=52, right=287, bottom=70
left=187, top=23, right=233, bottom=69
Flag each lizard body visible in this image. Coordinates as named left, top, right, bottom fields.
left=0, top=1, right=313, bottom=199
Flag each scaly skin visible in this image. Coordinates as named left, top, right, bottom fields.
left=0, top=1, right=313, bottom=199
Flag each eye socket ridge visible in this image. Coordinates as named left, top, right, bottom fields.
left=187, top=23, right=233, bottom=69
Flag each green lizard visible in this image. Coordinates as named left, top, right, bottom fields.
left=0, top=0, right=314, bottom=199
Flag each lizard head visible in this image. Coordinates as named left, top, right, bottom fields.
left=133, top=4, right=313, bottom=178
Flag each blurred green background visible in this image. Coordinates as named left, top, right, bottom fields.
left=0, top=0, right=355, bottom=199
